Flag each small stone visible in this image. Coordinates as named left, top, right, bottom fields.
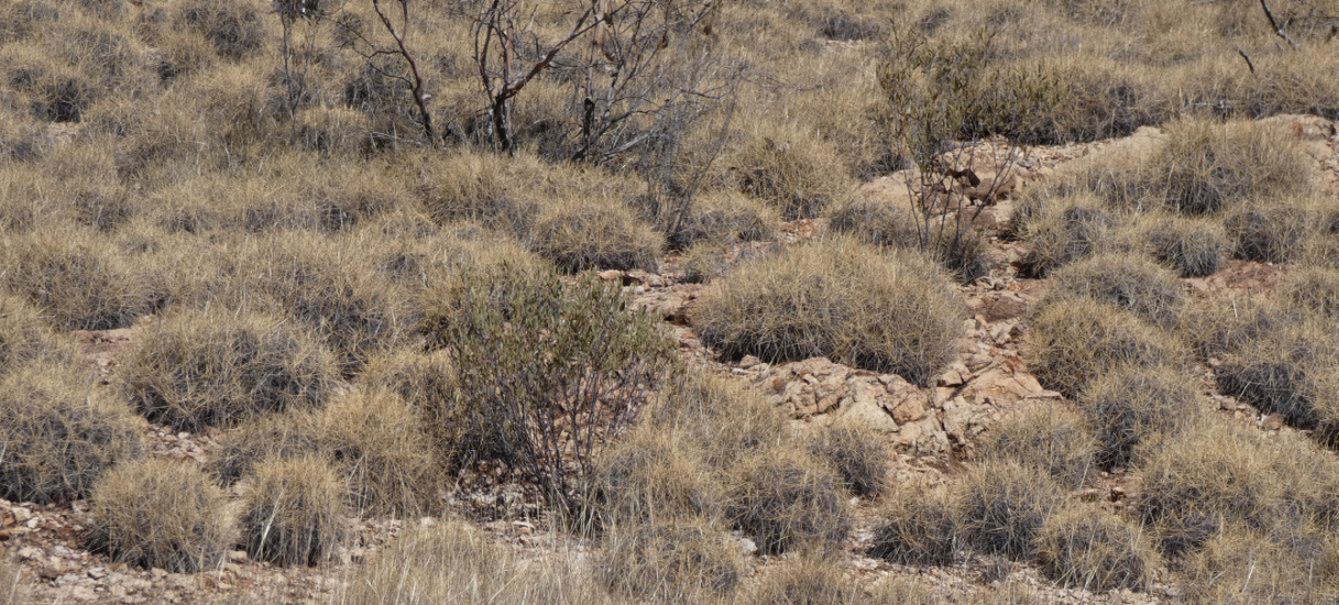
left=737, top=537, right=758, bottom=556
left=1262, top=414, right=1285, bottom=431
left=227, top=550, right=248, bottom=563
left=17, top=546, right=42, bottom=560
left=87, top=567, right=108, bottom=580
left=39, top=561, right=63, bottom=580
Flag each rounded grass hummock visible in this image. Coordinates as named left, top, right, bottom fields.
left=693, top=237, right=964, bottom=386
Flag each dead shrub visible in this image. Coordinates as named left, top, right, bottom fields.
left=1224, top=199, right=1313, bottom=263
left=677, top=190, right=779, bottom=247
left=312, top=389, right=439, bottom=517
left=732, top=123, right=854, bottom=219
left=598, top=517, right=743, bottom=603
left=1080, top=365, right=1199, bottom=469
left=726, top=450, right=852, bottom=555
left=175, top=0, right=265, bottom=61
left=1026, top=299, right=1187, bottom=397
left=209, top=411, right=319, bottom=485
left=529, top=197, right=662, bottom=272
left=0, top=363, right=142, bottom=503
left=747, top=555, right=860, bottom=605
left=120, top=308, right=339, bottom=431
left=693, top=238, right=965, bottom=386
left=1044, top=253, right=1185, bottom=327
left=1149, top=118, right=1314, bottom=215
left=809, top=425, right=889, bottom=497
left=592, top=426, right=724, bottom=524
left=0, top=226, right=162, bottom=330
left=240, top=455, right=347, bottom=566
left=976, top=403, right=1096, bottom=488
left=1036, top=504, right=1158, bottom=592
left=953, top=461, right=1065, bottom=560
left=869, top=483, right=958, bottom=566
left=1135, top=214, right=1228, bottom=277
left=343, top=522, right=613, bottom=605
left=87, top=459, right=234, bottom=572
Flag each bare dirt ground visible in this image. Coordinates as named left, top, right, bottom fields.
left=4, top=114, right=1338, bottom=604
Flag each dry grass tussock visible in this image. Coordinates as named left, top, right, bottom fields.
left=694, top=237, right=965, bottom=386
left=312, top=388, right=440, bottom=517
left=1035, top=504, right=1159, bottom=592
left=869, top=482, right=958, bottom=566
left=726, top=450, right=852, bottom=556
left=0, top=362, right=142, bottom=503
left=808, top=424, right=890, bottom=497
left=240, top=455, right=347, bottom=566
left=975, top=403, right=1096, bottom=488
left=337, top=522, right=615, bottom=605
left=1026, top=299, right=1188, bottom=397
left=87, top=459, right=234, bottom=573
left=1080, top=365, right=1201, bottom=469
left=746, top=555, right=862, bottom=605
left=952, top=461, right=1066, bottom=560
left=597, top=516, right=743, bottom=603
left=1043, top=253, right=1186, bottom=327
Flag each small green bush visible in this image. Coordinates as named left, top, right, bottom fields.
left=240, top=455, right=347, bottom=566
left=87, top=459, right=234, bottom=572
left=120, top=308, right=339, bottom=431
left=694, top=238, right=964, bottom=386
left=0, top=363, right=142, bottom=503
left=975, top=403, right=1096, bottom=488
left=726, top=450, right=852, bottom=555
left=1036, top=504, right=1158, bottom=592
left=953, top=461, right=1065, bottom=560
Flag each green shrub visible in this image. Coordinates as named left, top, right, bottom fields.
left=1026, top=299, right=1187, bottom=397
left=809, top=424, right=890, bottom=497
left=87, top=459, right=234, bottom=572
left=693, top=238, right=964, bottom=386
left=1036, top=504, right=1158, bottom=592
left=0, top=363, right=142, bottom=503
left=423, top=268, right=673, bottom=508
left=120, top=308, right=339, bottom=431
left=1044, top=253, right=1185, bottom=327
left=953, top=461, right=1065, bottom=560
left=598, top=517, right=743, bottom=603
left=1080, top=365, right=1199, bottom=469
left=726, top=450, right=851, bottom=555
left=976, top=403, right=1096, bottom=488
left=240, top=455, right=347, bottom=566
left=869, top=483, right=958, bottom=565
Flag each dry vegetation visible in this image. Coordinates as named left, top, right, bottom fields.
left=2, top=0, right=1339, bottom=602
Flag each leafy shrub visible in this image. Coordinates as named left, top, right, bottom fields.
left=953, top=461, right=1065, bottom=560
left=1044, top=253, right=1185, bottom=327
left=529, top=197, right=662, bottom=272
left=1148, top=118, right=1314, bottom=215
left=976, top=403, right=1096, bottom=488
left=423, top=268, right=673, bottom=508
left=0, top=227, right=162, bottom=330
left=809, top=424, right=890, bottom=497
left=175, top=0, right=264, bottom=60
left=1080, top=365, right=1199, bottom=469
left=313, top=389, right=439, bottom=517
left=87, top=459, right=234, bottom=572
left=0, top=363, right=142, bottom=503
left=240, top=455, right=347, bottom=566
left=1026, top=299, right=1187, bottom=397
left=733, top=123, right=854, bottom=220
left=343, top=522, right=613, bottom=605
left=1136, top=215, right=1228, bottom=277
left=869, top=484, right=958, bottom=565
left=120, top=308, right=339, bottom=431
left=1035, top=504, right=1158, bottom=592
left=598, top=517, right=743, bottom=603
left=694, top=238, right=964, bottom=386
left=747, top=555, right=860, bottom=605
left=726, top=451, right=852, bottom=555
